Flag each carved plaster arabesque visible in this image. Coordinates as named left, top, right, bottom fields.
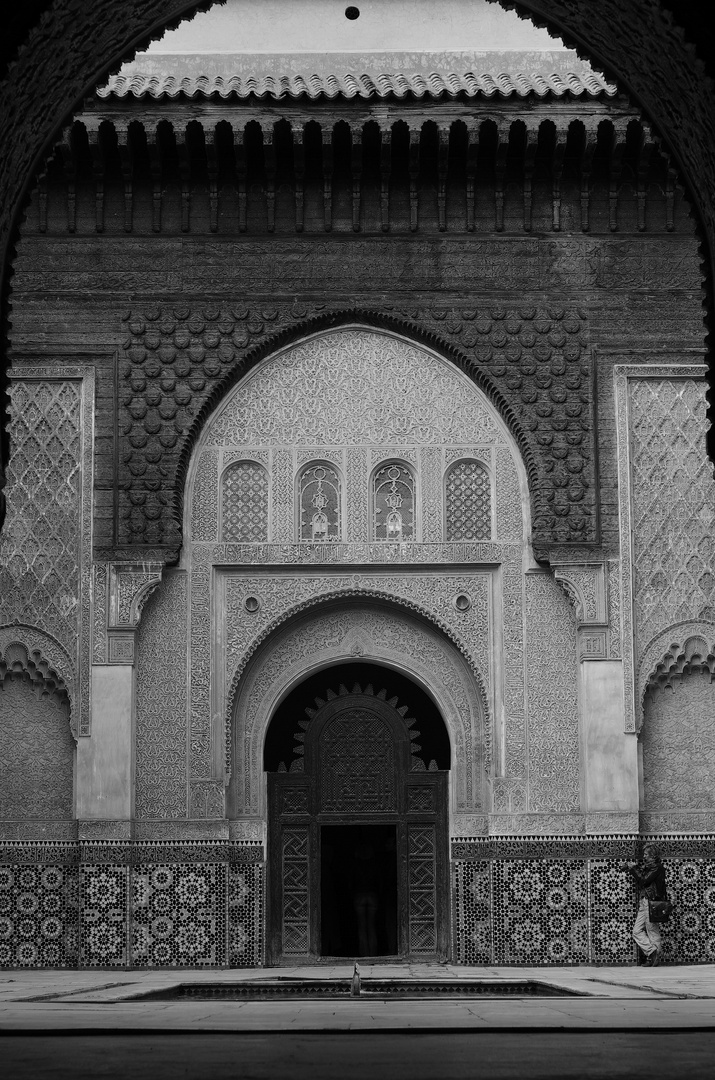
left=639, top=625, right=715, bottom=713
left=0, top=367, right=94, bottom=736
left=102, top=561, right=164, bottom=666
left=184, top=328, right=531, bottom=797
left=227, top=604, right=485, bottom=826
left=553, top=562, right=609, bottom=660
left=219, top=572, right=492, bottom=780
left=615, top=364, right=711, bottom=732
left=0, top=636, right=72, bottom=732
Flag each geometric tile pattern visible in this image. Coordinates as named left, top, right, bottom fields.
left=0, top=864, right=79, bottom=968
left=661, top=860, right=715, bottom=965
left=493, top=859, right=589, bottom=965
left=452, top=860, right=492, bottom=965
left=589, top=860, right=635, bottom=964
left=131, top=863, right=227, bottom=967
left=453, top=855, right=715, bottom=966
left=80, top=865, right=129, bottom=967
left=228, top=862, right=264, bottom=967
left=1, top=847, right=713, bottom=968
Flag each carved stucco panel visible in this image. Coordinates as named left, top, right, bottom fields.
left=0, top=369, right=93, bottom=736
left=524, top=572, right=580, bottom=813
left=221, top=572, right=492, bottom=728
left=0, top=675, right=74, bottom=821
left=616, top=365, right=713, bottom=730
left=190, top=449, right=218, bottom=543
left=205, top=329, right=503, bottom=448
left=135, top=571, right=188, bottom=819
left=643, top=671, right=715, bottom=812
left=228, top=605, right=484, bottom=821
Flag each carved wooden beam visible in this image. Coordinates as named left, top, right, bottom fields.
left=115, top=123, right=134, bottom=233
left=465, top=122, right=479, bottom=233
left=204, top=125, right=219, bottom=234
left=147, top=124, right=163, bottom=233
left=522, top=125, right=539, bottom=233
left=231, top=124, right=248, bottom=233
left=608, top=118, right=630, bottom=232
left=291, top=123, right=305, bottom=233
left=85, top=122, right=106, bottom=233
left=665, top=161, right=677, bottom=233
left=380, top=124, right=392, bottom=233
left=579, top=123, right=599, bottom=232
left=262, top=125, right=276, bottom=234
left=57, top=128, right=76, bottom=233
left=350, top=124, right=362, bottom=233
left=436, top=125, right=450, bottom=232
left=551, top=122, right=570, bottom=232
left=322, top=126, right=333, bottom=232
left=494, top=122, right=510, bottom=233
left=408, top=126, right=421, bottom=233
left=636, top=127, right=654, bottom=232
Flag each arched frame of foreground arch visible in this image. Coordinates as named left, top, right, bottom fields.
left=227, top=599, right=488, bottom=833
left=1, top=0, right=714, bottom=530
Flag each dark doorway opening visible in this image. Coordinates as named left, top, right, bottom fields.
left=320, top=824, right=398, bottom=957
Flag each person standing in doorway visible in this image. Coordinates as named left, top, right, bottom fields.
left=623, top=844, right=667, bottom=967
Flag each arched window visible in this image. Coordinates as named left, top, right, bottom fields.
left=298, top=462, right=341, bottom=541
left=221, top=460, right=269, bottom=542
left=373, top=462, right=416, bottom=541
left=444, top=460, right=491, bottom=541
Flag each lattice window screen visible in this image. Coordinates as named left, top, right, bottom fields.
left=445, top=460, right=491, bottom=541
left=221, top=461, right=269, bottom=542
left=373, top=462, right=415, bottom=541
left=298, top=463, right=341, bottom=541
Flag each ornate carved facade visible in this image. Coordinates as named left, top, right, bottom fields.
left=1, top=39, right=714, bottom=968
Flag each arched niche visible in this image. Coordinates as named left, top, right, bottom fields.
left=183, top=324, right=531, bottom=554
left=0, top=640, right=74, bottom=822
left=227, top=600, right=486, bottom=827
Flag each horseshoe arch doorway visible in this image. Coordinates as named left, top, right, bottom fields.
left=265, top=663, right=451, bottom=965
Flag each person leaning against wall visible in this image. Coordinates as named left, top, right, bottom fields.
left=621, top=844, right=668, bottom=967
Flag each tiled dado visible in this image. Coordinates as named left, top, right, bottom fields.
left=452, top=836, right=715, bottom=966
left=1, top=838, right=714, bottom=967
left=0, top=843, right=263, bottom=969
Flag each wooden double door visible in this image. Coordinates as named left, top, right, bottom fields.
left=266, top=690, right=449, bottom=964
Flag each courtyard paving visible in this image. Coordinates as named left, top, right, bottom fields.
left=1, top=963, right=714, bottom=1032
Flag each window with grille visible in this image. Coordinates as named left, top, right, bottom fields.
left=221, top=460, right=269, bottom=542
left=373, top=462, right=415, bottom=541
left=298, top=462, right=341, bottom=541
left=444, top=460, right=491, bottom=541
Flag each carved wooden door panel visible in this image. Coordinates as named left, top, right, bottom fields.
left=267, top=692, right=448, bottom=964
